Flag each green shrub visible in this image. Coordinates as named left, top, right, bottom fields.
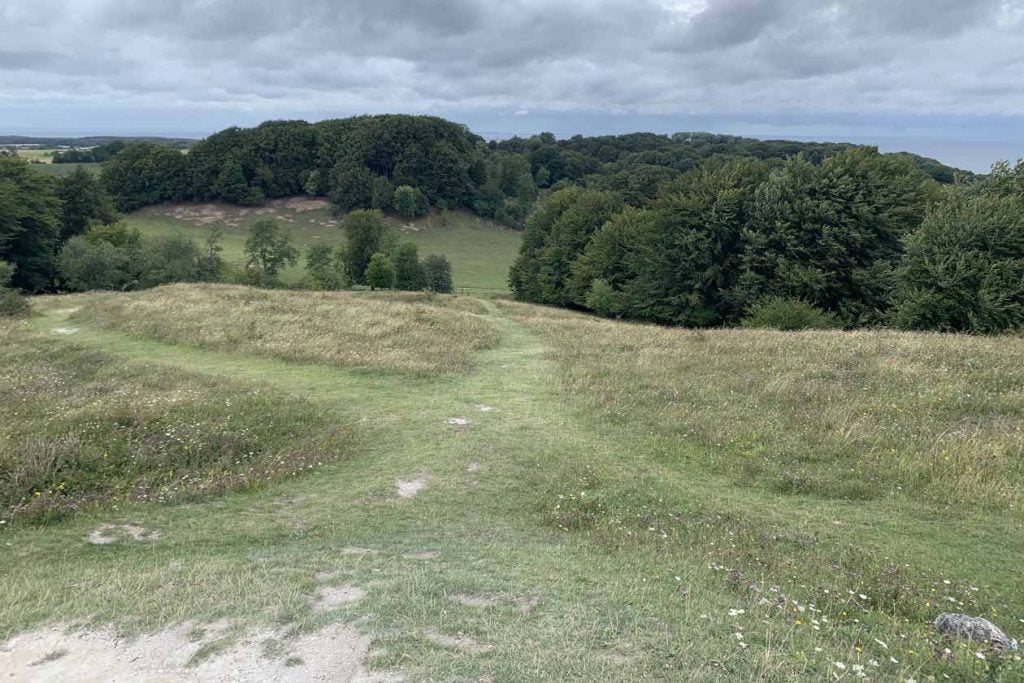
left=740, top=296, right=838, bottom=331
left=366, top=252, right=395, bottom=290
left=306, top=244, right=341, bottom=290
left=137, top=234, right=202, bottom=288
left=0, top=260, right=15, bottom=288
left=0, top=287, right=29, bottom=317
left=57, top=236, right=133, bottom=291
left=392, top=242, right=426, bottom=291
left=584, top=279, right=625, bottom=317
left=393, top=185, right=429, bottom=219
left=423, top=254, right=453, bottom=293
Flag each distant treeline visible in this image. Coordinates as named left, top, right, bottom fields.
left=51, top=140, right=132, bottom=164
left=0, top=135, right=195, bottom=149
left=91, top=115, right=969, bottom=224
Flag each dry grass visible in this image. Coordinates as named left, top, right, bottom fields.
left=3, top=290, right=1024, bottom=679
left=498, top=301, right=1024, bottom=508
left=69, top=284, right=499, bottom=375
left=0, top=317, right=353, bottom=524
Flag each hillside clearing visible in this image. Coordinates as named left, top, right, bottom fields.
left=0, top=290, right=1021, bottom=680
left=125, top=199, right=522, bottom=292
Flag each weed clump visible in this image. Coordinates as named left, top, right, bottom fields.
left=741, top=296, right=839, bottom=331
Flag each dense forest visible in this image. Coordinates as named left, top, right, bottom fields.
left=91, top=115, right=967, bottom=220
left=511, top=152, right=1024, bottom=333
left=2, top=114, right=1021, bottom=334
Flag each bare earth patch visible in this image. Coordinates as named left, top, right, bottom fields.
left=450, top=593, right=540, bottom=613
left=315, top=585, right=367, bottom=612
left=402, top=551, right=439, bottom=561
left=274, top=197, right=331, bottom=213
left=513, top=595, right=541, bottom=613
left=340, top=547, right=380, bottom=557
left=424, top=630, right=490, bottom=655
left=87, top=524, right=162, bottom=545
left=396, top=478, right=427, bottom=499
left=0, top=622, right=401, bottom=682
left=451, top=594, right=502, bottom=609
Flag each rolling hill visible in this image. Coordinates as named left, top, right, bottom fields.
left=2, top=285, right=1021, bottom=680
left=124, top=200, right=522, bottom=292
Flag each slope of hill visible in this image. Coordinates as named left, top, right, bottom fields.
left=124, top=200, right=521, bottom=292
left=1, top=286, right=1021, bottom=681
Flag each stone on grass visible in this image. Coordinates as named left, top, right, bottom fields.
left=934, top=613, right=1018, bottom=650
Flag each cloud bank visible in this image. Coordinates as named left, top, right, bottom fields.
left=1, top=0, right=1022, bottom=168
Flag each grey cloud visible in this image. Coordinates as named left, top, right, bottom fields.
left=0, top=0, right=1023, bottom=125
left=662, top=0, right=787, bottom=53
left=842, top=0, right=1003, bottom=37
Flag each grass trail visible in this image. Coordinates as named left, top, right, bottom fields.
left=2, top=300, right=1021, bottom=680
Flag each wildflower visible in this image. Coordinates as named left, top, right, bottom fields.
left=728, top=608, right=746, bottom=617
left=859, top=594, right=868, bottom=600
left=835, top=662, right=847, bottom=670
left=975, top=651, right=985, bottom=660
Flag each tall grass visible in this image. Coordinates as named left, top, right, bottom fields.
left=70, top=284, right=499, bottom=375
left=499, top=301, right=1024, bottom=509
left=0, top=319, right=354, bottom=524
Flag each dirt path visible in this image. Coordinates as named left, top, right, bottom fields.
left=3, top=300, right=563, bottom=681
left=8, top=298, right=1002, bottom=681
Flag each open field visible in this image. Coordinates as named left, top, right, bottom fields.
left=2, top=287, right=1023, bottom=680
left=125, top=199, right=522, bottom=292
left=29, top=162, right=103, bottom=177
left=13, top=148, right=57, bottom=162
left=13, top=148, right=103, bottom=177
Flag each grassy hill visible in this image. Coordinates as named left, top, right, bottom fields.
left=2, top=286, right=1022, bottom=680
left=125, top=200, right=522, bottom=292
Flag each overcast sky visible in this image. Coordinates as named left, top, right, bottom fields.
left=2, top=0, right=1023, bottom=171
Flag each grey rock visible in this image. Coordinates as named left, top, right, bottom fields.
left=934, top=613, right=1018, bottom=650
